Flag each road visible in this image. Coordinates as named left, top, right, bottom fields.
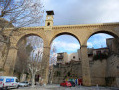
left=13, top=84, right=119, bottom=90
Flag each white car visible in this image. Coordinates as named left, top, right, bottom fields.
left=18, top=81, right=29, bottom=87
left=0, top=76, right=19, bottom=89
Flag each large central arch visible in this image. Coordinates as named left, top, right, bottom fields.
left=50, top=32, right=81, bottom=46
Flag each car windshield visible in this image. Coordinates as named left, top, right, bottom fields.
left=0, top=78, right=4, bottom=81
left=21, top=81, right=28, bottom=83
left=16, top=79, right=19, bottom=82
left=69, top=81, right=75, bottom=84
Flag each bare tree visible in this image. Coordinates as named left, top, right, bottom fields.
left=0, top=0, right=44, bottom=69
left=14, top=36, right=44, bottom=86
left=28, top=49, right=43, bottom=87
left=48, top=44, right=57, bottom=84
left=50, top=45, right=57, bottom=65
left=26, top=36, right=43, bottom=87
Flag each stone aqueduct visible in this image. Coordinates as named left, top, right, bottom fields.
left=3, top=11, right=119, bottom=86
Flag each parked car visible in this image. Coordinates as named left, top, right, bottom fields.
left=60, top=81, right=72, bottom=87
left=69, top=81, right=75, bottom=87
left=0, top=76, right=19, bottom=89
left=18, top=81, right=29, bottom=87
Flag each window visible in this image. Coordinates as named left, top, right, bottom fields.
left=0, top=79, right=3, bottom=81
left=57, top=59, right=62, bottom=61
left=73, top=56, right=75, bottom=59
left=16, top=79, right=19, bottom=82
left=47, top=22, right=50, bottom=26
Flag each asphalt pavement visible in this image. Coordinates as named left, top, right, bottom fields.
left=12, top=84, right=119, bottom=90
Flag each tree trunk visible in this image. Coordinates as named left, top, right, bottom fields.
left=31, top=73, right=35, bottom=87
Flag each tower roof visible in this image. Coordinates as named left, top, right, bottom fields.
left=46, top=10, right=54, bottom=15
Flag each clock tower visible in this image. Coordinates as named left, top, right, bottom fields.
left=45, top=11, right=54, bottom=27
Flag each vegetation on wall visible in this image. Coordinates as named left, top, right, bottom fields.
left=0, top=68, right=4, bottom=71
left=105, top=77, right=115, bottom=86
left=54, top=71, right=61, bottom=77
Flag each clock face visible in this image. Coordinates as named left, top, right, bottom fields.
left=48, top=17, right=50, bottom=19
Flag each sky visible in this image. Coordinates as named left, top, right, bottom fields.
left=42, top=0, right=118, bottom=54
left=51, top=35, right=80, bottom=54
left=43, top=0, right=119, bottom=25
left=52, top=34, right=113, bottom=54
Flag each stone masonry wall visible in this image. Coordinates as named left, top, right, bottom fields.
left=106, top=54, right=119, bottom=87
left=90, top=60, right=107, bottom=86
left=52, top=62, right=82, bottom=84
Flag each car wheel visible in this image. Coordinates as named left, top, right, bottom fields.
left=16, top=85, right=19, bottom=88
left=5, top=87, right=8, bottom=89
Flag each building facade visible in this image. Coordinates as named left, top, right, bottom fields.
left=57, top=52, right=68, bottom=64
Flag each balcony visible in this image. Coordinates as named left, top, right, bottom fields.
left=57, top=56, right=63, bottom=59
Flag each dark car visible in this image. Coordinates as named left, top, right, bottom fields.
left=69, top=81, right=75, bottom=87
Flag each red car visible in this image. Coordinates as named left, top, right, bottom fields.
left=60, top=81, right=72, bottom=87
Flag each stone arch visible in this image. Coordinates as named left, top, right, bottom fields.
left=50, top=32, right=81, bottom=46
left=16, top=33, right=44, bottom=47
left=13, top=33, right=45, bottom=80
left=85, top=30, right=119, bottom=46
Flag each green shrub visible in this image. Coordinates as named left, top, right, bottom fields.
left=105, top=77, right=115, bottom=86
left=0, top=68, right=4, bottom=71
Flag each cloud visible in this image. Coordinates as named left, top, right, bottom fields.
left=43, top=0, right=119, bottom=25
left=51, top=35, right=80, bottom=54
left=42, top=0, right=118, bottom=53
left=87, top=33, right=113, bottom=48
left=53, top=41, right=80, bottom=53
left=51, top=33, right=114, bottom=53
left=87, top=42, right=93, bottom=48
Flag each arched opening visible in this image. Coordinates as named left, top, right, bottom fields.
left=50, top=32, right=81, bottom=45
left=87, top=32, right=119, bottom=86
left=47, top=22, right=50, bottom=26
left=14, top=34, right=44, bottom=83
left=49, top=33, right=82, bottom=84
left=89, top=31, right=118, bottom=39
